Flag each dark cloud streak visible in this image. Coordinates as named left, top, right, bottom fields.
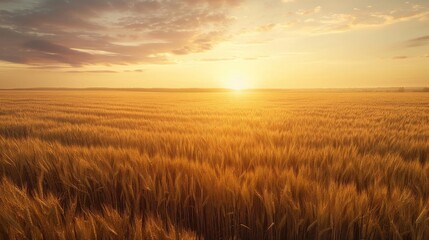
left=405, top=35, right=429, bottom=47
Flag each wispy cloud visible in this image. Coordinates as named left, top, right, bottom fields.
left=200, top=57, right=236, bottom=62
left=404, top=35, right=429, bottom=47
left=391, top=54, right=429, bottom=60
left=392, top=56, right=409, bottom=60
left=65, top=70, right=119, bottom=74
left=292, top=6, right=322, bottom=16
left=281, top=3, right=429, bottom=34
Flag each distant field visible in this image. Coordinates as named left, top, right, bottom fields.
left=0, top=90, right=428, bottom=240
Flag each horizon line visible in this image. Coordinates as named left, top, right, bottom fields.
left=0, top=87, right=428, bottom=93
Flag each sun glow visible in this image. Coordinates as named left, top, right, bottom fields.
left=225, top=73, right=250, bottom=91
left=229, top=83, right=246, bottom=91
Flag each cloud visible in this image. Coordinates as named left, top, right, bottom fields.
left=405, top=35, right=429, bottom=47
left=294, top=6, right=322, bottom=16
left=65, top=70, right=119, bottom=73
left=391, top=54, right=429, bottom=60
left=392, top=56, right=409, bottom=60
left=281, top=4, right=429, bottom=34
left=255, top=23, right=278, bottom=33
left=0, top=0, right=242, bottom=67
left=23, top=40, right=94, bottom=66
left=200, top=57, right=236, bottom=62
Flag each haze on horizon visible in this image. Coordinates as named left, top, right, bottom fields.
left=0, top=0, right=428, bottom=89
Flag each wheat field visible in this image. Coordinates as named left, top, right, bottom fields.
left=0, top=90, right=428, bottom=240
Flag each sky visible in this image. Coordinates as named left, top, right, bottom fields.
left=0, top=0, right=428, bottom=89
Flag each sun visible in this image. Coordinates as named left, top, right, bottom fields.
left=225, top=74, right=250, bottom=91
left=229, top=82, right=246, bottom=91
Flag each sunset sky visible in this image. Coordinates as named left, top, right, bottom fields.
left=0, top=0, right=428, bottom=89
